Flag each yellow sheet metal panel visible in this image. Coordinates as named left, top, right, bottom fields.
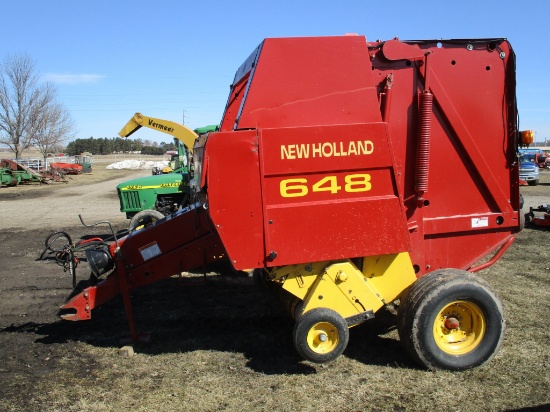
left=279, top=261, right=384, bottom=319
left=361, top=252, right=417, bottom=304
left=320, top=262, right=384, bottom=315
left=300, top=265, right=367, bottom=319
left=274, top=253, right=416, bottom=322
left=276, top=262, right=327, bottom=300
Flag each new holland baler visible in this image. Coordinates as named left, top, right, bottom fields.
left=58, top=36, right=521, bottom=371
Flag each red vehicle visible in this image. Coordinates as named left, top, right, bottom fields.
left=49, top=162, right=82, bottom=174
left=56, top=36, right=521, bottom=371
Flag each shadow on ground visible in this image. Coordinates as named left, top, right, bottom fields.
left=1, top=274, right=417, bottom=375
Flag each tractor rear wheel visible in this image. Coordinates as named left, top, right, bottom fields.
left=128, top=210, right=165, bottom=233
left=397, top=269, right=505, bottom=371
left=293, top=308, right=349, bottom=363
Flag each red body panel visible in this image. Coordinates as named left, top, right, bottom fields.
left=237, top=37, right=382, bottom=129
left=205, top=130, right=265, bottom=269
left=367, top=39, right=519, bottom=273
left=205, top=123, right=410, bottom=268
left=258, top=124, right=409, bottom=267
left=212, top=36, right=519, bottom=273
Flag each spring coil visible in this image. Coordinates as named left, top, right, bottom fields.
left=415, top=91, right=433, bottom=196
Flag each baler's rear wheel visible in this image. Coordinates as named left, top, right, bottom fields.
left=397, top=269, right=505, bottom=371
left=433, top=300, right=486, bottom=355
left=293, top=308, right=349, bottom=363
left=128, top=210, right=165, bottom=233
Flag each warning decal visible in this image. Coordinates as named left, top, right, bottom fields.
left=471, top=217, right=489, bottom=228
left=139, top=242, right=162, bottom=261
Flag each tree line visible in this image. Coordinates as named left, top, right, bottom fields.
left=65, top=137, right=176, bottom=156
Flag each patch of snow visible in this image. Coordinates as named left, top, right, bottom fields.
left=106, top=160, right=169, bottom=170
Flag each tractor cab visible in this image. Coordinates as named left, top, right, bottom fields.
left=74, top=153, right=93, bottom=173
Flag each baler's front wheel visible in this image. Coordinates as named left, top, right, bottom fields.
left=293, top=308, right=349, bottom=363
left=397, top=269, right=505, bottom=371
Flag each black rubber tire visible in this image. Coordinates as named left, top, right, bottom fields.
left=293, top=308, right=349, bottom=363
left=397, top=269, right=505, bottom=371
left=128, top=210, right=165, bottom=233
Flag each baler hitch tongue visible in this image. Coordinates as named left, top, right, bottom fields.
left=59, top=283, right=97, bottom=321
left=59, top=305, right=88, bottom=322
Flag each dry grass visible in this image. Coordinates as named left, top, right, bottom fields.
left=2, top=230, right=549, bottom=412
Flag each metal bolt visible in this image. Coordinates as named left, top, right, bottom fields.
left=337, top=272, right=348, bottom=282
left=499, top=51, right=506, bottom=59
left=319, top=333, right=327, bottom=342
left=467, top=44, right=473, bottom=51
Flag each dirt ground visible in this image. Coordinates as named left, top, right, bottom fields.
left=0, top=166, right=549, bottom=411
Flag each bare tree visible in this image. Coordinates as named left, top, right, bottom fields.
left=33, top=102, right=76, bottom=159
left=0, top=53, right=74, bottom=159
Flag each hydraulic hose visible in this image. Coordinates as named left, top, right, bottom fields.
left=39, top=231, right=109, bottom=288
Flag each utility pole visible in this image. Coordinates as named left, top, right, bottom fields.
left=182, top=109, right=186, bottom=125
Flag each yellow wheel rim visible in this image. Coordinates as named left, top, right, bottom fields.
left=307, top=322, right=339, bottom=354
left=433, top=300, right=486, bottom=355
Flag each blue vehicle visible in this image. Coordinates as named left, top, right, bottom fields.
left=519, top=154, right=540, bottom=186
left=518, top=148, right=544, bottom=156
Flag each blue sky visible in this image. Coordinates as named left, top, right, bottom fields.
left=1, top=1, right=549, bottom=144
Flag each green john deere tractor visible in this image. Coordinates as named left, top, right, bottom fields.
left=115, top=113, right=218, bottom=231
